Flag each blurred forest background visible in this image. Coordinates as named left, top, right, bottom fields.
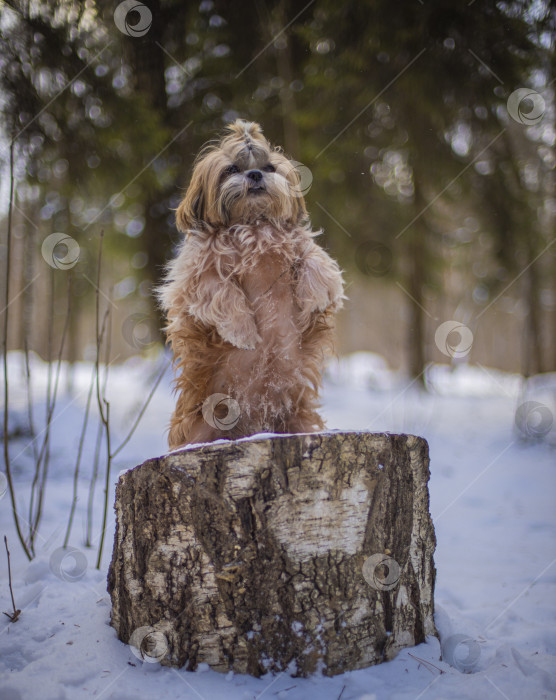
left=1, top=0, right=555, bottom=380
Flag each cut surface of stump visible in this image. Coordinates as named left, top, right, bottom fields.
left=107, top=431, right=437, bottom=676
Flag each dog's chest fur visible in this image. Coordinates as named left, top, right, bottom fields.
left=240, top=250, right=299, bottom=342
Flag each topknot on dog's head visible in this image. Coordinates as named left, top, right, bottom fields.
left=220, top=120, right=274, bottom=171
left=220, top=120, right=271, bottom=159
left=224, top=119, right=266, bottom=144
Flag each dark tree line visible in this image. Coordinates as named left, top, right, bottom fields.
left=0, top=0, right=554, bottom=376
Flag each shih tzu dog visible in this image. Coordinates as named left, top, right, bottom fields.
left=157, top=120, right=345, bottom=449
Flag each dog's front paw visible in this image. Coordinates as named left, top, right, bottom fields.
left=229, top=331, right=261, bottom=350
left=217, top=316, right=261, bottom=350
left=298, top=273, right=344, bottom=315
left=310, top=286, right=332, bottom=313
left=326, top=275, right=346, bottom=311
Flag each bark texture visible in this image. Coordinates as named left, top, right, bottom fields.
left=107, top=431, right=437, bottom=677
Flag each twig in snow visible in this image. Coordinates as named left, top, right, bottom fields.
left=337, top=686, right=346, bottom=700
left=3, top=537, right=21, bottom=622
left=273, top=686, right=296, bottom=694
left=408, top=652, right=444, bottom=675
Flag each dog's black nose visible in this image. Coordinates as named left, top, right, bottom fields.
left=247, top=170, right=263, bottom=182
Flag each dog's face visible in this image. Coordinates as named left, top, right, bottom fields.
left=176, top=120, right=307, bottom=231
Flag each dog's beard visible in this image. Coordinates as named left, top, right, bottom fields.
left=216, top=172, right=297, bottom=225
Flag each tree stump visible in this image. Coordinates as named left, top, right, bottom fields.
left=107, top=431, right=437, bottom=677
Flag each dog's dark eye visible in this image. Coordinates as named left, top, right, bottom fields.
left=224, top=164, right=240, bottom=176
left=262, top=164, right=276, bottom=173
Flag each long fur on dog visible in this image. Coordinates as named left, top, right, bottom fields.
left=157, top=120, right=345, bottom=448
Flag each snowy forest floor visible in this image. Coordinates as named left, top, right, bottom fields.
left=0, top=351, right=555, bottom=700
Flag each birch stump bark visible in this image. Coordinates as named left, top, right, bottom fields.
left=108, top=431, right=437, bottom=677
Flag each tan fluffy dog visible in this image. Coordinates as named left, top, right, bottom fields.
left=157, top=120, right=344, bottom=448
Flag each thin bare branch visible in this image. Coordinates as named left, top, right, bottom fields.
left=29, top=272, right=72, bottom=549
left=63, top=363, right=96, bottom=548
left=111, top=358, right=170, bottom=459
left=23, top=337, right=38, bottom=465
left=94, top=232, right=113, bottom=569
left=65, top=306, right=110, bottom=548
left=2, top=141, right=32, bottom=560
left=86, top=418, right=103, bottom=547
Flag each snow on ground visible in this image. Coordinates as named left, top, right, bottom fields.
left=0, top=351, right=555, bottom=700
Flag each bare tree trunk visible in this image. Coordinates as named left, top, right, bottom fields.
left=124, top=0, right=173, bottom=296
left=405, top=177, right=427, bottom=382
left=523, top=242, right=544, bottom=376
left=407, top=235, right=426, bottom=380
left=552, top=253, right=556, bottom=372
left=271, top=1, right=301, bottom=158
left=108, top=431, right=437, bottom=677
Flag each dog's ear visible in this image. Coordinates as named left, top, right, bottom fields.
left=175, top=172, right=206, bottom=233
left=292, top=192, right=308, bottom=223
left=281, top=157, right=309, bottom=224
